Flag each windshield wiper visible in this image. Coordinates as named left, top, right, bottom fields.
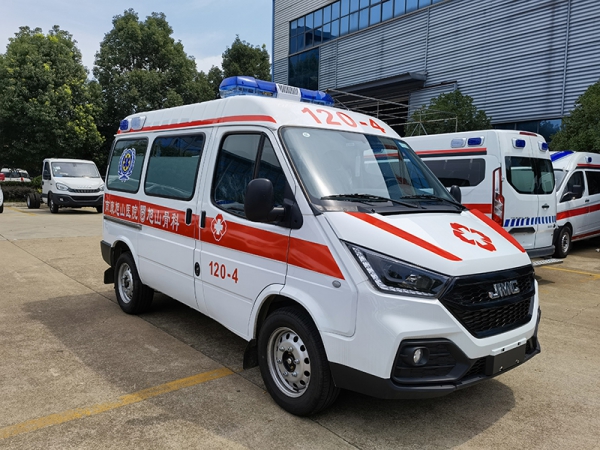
left=321, top=193, right=419, bottom=208
left=401, top=194, right=464, bottom=209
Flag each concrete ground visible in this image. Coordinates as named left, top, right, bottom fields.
left=0, top=202, right=598, bottom=449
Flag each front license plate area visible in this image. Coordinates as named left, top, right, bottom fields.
left=485, top=345, right=527, bottom=376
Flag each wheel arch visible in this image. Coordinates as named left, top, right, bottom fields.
left=244, top=292, right=322, bottom=370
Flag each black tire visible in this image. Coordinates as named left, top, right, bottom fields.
left=34, top=192, right=41, bottom=208
left=258, top=307, right=340, bottom=416
left=48, top=193, right=59, bottom=213
left=26, top=192, right=40, bottom=209
left=0, top=204, right=3, bottom=214
left=26, top=193, right=34, bottom=209
left=554, top=226, right=572, bottom=258
left=96, top=205, right=103, bottom=213
left=114, top=252, right=154, bottom=314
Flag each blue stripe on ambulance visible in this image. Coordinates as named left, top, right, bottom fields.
left=504, top=216, right=556, bottom=227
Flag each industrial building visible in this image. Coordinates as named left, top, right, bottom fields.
left=272, top=0, right=600, bottom=139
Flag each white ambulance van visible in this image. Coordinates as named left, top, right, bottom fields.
left=101, top=76, right=541, bottom=416
left=551, top=151, right=600, bottom=257
left=403, top=131, right=558, bottom=264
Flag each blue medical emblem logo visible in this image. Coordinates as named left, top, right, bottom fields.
left=118, top=148, right=136, bottom=182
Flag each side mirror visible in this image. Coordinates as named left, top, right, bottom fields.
left=449, top=185, right=462, bottom=203
left=245, top=178, right=284, bottom=223
left=43, top=170, right=51, bottom=180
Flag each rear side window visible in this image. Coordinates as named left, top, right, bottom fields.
left=107, top=139, right=148, bottom=193
left=505, top=157, right=554, bottom=195
left=145, top=134, right=205, bottom=200
left=586, top=171, right=600, bottom=195
left=423, top=158, right=486, bottom=187
left=212, top=133, right=286, bottom=218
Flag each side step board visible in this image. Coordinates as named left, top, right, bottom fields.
left=532, top=258, right=564, bottom=267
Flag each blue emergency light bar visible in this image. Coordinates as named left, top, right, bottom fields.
left=550, top=150, right=573, bottom=161
left=219, top=76, right=334, bottom=106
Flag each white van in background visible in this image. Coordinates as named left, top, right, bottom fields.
left=551, top=151, right=600, bottom=257
left=404, top=130, right=558, bottom=265
left=41, top=158, right=104, bottom=213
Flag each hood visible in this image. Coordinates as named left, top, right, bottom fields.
left=56, top=177, right=104, bottom=190
left=325, top=209, right=530, bottom=277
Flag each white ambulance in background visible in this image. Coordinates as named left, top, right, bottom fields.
left=101, top=76, right=541, bottom=416
left=404, top=131, right=558, bottom=264
left=551, top=151, right=600, bottom=257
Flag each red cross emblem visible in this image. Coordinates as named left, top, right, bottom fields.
left=451, top=223, right=496, bottom=252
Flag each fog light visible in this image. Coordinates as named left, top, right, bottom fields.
left=401, top=346, right=429, bottom=366
left=413, top=348, right=423, bottom=364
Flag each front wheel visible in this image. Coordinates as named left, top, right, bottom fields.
left=114, top=252, right=154, bottom=314
left=554, top=226, right=572, bottom=258
left=96, top=205, right=103, bottom=213
left=258, top=307, right=339, bottom=416
left=48, top=193, right=58, bottom=213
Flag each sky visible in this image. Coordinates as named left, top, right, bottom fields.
left=0, top=0, right=273, bottom=76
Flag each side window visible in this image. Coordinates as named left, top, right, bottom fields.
left=107, top=138, right=148, bottom=193
left=43, top=162, right=51, bottom=180
left=562, top=172, right=584, bottom=202
left=424, top=158, right=486, bottom=187
left=145, top=134, right=205, bottom=200
left=586, top=171, right=600, bottom=195
left=212, top=133, right=286, bottom=218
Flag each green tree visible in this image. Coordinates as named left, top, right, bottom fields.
left=551, top=81, right=600, bottom=152
left=93, top=9, right=213, bottom=144
left=0, top=26, right=103, bottom=174
left=407, top=89, right=491, bottom=136
left=221, top=35, right=270, bottom=81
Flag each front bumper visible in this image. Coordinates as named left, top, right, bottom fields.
left=329, top=310, right=541, bottom=400
left=52, top=193, right=103, bottom=208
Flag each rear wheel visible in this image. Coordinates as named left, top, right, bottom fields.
left=26, top=192, right=40, bottom=209
left=48, top=193, right=58, bottom=213
left=0, top=204, right=3, bottom=214
left=554, top=226, right=572, bottom=258
left=258, top=307, right=339, bottom=416
left=114, top=252, right=154, bottom=314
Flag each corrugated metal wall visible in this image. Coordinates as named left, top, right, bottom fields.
left=274, top=0, right=600, bottom=123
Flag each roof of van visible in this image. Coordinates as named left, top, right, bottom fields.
left=116, top=95, right=397, bottom=138
left=44, top=158, right=97, bottom=164
left=551, top=151, right=600, bottom=169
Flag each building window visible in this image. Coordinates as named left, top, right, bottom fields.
left=493, top=118, right=562, bottom=142
left=289, top=48, right=320, bottom=90
left=289, top=0, right=441, bottom=57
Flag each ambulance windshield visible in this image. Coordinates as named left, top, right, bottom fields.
left=281, top=127, right=460, bottom=212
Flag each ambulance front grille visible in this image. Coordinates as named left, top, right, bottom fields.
left=439, top=265, right=535, bottom=339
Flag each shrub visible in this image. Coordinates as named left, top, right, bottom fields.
left=0, top=184, right=36, bottom=201
left=31, top=175, right=42, bottom=190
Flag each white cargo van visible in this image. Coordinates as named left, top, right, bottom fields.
left=404, top=131, right=557, bottom=263
left=101, top=77, right=541, bottom=415
left=551, top=151, right=600, bottom=257
left=40, top=158, right=104, bottom=213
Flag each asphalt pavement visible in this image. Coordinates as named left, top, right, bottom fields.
left=0, top=202, right=599, bottom=449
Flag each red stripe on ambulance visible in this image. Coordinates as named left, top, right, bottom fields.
left=346, top=212, right=462, bottom=262
left=201, top=216, right=344, bottom=279
left=470, top=208, right=525, bottom=253
left=117, top=115, right=277, bottom=134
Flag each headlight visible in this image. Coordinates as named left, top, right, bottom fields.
left=99, top=184, right=105, bottom=192
left=56, top=182, right=69, bottom=191
left=346, top=243, right=449, bottom=298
